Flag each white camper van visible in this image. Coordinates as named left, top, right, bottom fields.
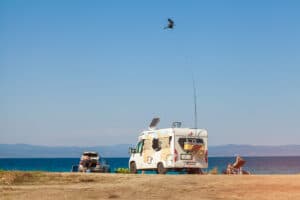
left=129, top=118, right=208, bottom=174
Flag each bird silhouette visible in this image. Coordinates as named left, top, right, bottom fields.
left=164, top=18, right=174, bottom=29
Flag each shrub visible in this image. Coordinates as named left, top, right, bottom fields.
left=115, top=168, right=130, bottom=174
left=208, top=167, right=219, bottom=175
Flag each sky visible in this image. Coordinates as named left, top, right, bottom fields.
left=0, top=0, right=300, bottom=146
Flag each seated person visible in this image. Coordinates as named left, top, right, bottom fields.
left=226, top=163, right=234, bottom=174
left=233, top=155, right=246, bottom=169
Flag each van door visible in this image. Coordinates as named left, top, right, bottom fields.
left=176, top=137, right=206, bottom=162
left=141, top=138, right=156, bottom=169
left=133, top=140, right=145, bottom=169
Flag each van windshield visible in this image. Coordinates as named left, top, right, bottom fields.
left=178, top=138, right=204, bottom=150
left=83, top=153, right=98, bottom=157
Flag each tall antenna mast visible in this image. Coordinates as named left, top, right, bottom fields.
left=193, top=77, right=198, bottom=130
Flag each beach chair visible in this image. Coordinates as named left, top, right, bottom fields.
left=232, top=156, right=246, bottom=174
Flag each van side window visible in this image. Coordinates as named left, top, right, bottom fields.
left=136, top=140, right=144, bottom=153
left=152, top=138, right=161, bottom=151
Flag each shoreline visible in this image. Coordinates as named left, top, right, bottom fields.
left=2, top=156, right=300, bottom=175
left=1, top=171, right=300, bottom=200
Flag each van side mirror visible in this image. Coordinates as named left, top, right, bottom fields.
left=129, top=147, right=136, bottom=154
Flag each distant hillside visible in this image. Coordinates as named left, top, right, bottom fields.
left=209, top=144, right=300, bottom=157
left=0, top=144, right=133, bottom=158
left=1, top=144, right=300, bottom=158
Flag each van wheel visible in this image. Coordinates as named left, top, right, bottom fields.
left=130, top=162, right=137, bottom=174
left=157, top=163, right=167, bottom=174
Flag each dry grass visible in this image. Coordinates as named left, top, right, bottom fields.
left=0, top=171, right=102, bottom=185
left=0, top=171, right=41, bottom=185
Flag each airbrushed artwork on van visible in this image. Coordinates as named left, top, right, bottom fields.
left=129, top=118, right=208, bottom=174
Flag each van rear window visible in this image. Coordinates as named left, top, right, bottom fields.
left=178, top=138, right=204, bottom=150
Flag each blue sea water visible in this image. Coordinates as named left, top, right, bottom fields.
left=0, top=157, right=299, bottom=174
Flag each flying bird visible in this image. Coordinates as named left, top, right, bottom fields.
left=164, top=18, right=175, bottom=29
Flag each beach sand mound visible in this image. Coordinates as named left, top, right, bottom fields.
left=1, top=171, right=300, bottom=200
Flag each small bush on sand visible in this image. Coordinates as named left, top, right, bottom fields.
left=208, top=167, right=219, bottom=175
left=115, top=168, right=130, bottom=174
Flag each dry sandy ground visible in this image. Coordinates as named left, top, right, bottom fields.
left=1, top=172, right=300, bottom=200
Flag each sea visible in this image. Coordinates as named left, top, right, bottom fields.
left=0, top=157, right=299, bottom=174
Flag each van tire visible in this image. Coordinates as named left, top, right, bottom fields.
left=130, top=162, right=137, bottom=174
left=157, top=163, right=167, bottom=174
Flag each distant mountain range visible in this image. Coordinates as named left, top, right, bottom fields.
left=209, top=144, right=300, bottom=157
left=0, top=144, right=132, bottom=158
left=1, top=144, right=300, bottom=158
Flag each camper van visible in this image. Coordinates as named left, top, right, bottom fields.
left=129, top=118, right=208, bottom=174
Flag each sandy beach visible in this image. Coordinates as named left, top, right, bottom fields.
left=1, top=172, right=300, bottom=200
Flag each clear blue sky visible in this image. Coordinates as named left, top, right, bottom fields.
left=1, top=0, right=299, bottom=146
